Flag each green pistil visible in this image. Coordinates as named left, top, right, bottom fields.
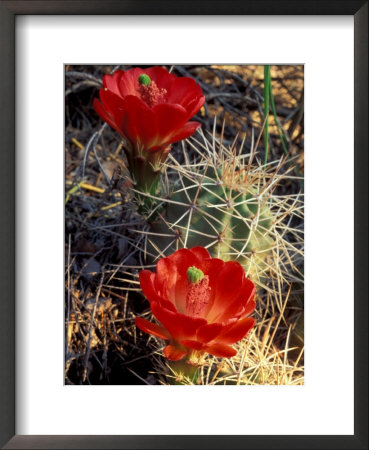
left=138, top=74, right=151, bottom=86
left=187, top=266, right=204, bottom=284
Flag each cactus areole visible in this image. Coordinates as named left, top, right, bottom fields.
left=94, top=67, right=205, bottom=195
left=135, top=247, right=256, bottom=362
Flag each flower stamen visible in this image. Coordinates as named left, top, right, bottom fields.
left=138, top=74, right=167, bottom=107
left=186, top=269, right=211, bottom=317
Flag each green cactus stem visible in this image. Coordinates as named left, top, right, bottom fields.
left=147, top=166, right=275, bottom=279
left=167, top=358, right=200, bottom=385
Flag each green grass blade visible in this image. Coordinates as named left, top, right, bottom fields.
left=268, top=75, right=289, bottom=156
left=263, top=65, right=270, bottom=165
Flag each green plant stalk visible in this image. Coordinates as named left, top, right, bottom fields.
left=133, top=175, right=162, bottom=219
left=263, top=65, right=270, bottom=165
left=125, top=144, right=170, bottom=219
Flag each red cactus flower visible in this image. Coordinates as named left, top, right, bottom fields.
left=93, top=67, right=205, bottom=193
left=135, top=247, right=256, bottom=362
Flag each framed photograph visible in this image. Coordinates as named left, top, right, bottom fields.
left=1, top=1, right=367, bottom=449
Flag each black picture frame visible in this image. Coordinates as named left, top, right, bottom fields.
left=0, top=1, right=367, bottom=449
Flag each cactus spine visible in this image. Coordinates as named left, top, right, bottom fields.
left=142, top=131, right=303, bottom=286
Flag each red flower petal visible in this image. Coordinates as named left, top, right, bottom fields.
left=93, top=98, right=120, bottom=134
left=184, top=95, right=205, bottom=118
left=179, top=340, right=204, bottom=351
left=139, top=270, right=164, bottom=305
left=135, top=317, right=170, bottom=340
left=166, top=248, right=203, bottom=311
left=99, top=88, right=125, bottom=115
left=155, top=257, right=188, bottom=312
left=156, top=257, right=177, bottom=297
left=117, top=67, right=143, bottom=97
left=145, top=66, right=176, bottom=92
left=199, top=257, right=224, bottom=279
left=189, top=246, right=211, bottom=261
left=180, top=247, right=219, bottom=317
left=153, top=103, right=188, bottom=141
left=240, top=299, right=257, bottom=318
left=160, top=121, right=201, bottom=146
left=119, top=95, right=159, bottom=149
left=216, top=317, right=255, bottom=345
left=163, top=345, right=187, bottom=361
left=207, top=261, right=246, bottom=322
left=196, top=323, right=223, bottom=343
left=166, top=247, right=202, bottom=269
left=215, top=278, right=256, bottom=323
left=204, top=342, right=237, bottom=358
left=139, top=271, right=177, bottom=312
left=151, top=302, right=206, bottom=342
left=192, top=258, right=225, bottom=318
left=103, top=70, right=124, bottom=97
left=167, top=77, right=203, bottom=108
left=97, top=89, right=131, bottom=137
